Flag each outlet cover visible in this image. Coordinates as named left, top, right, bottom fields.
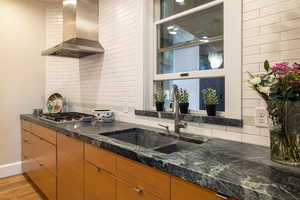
left=123, top=103, right=129, bottom=113
left=255, top=107, right=268, bottom=127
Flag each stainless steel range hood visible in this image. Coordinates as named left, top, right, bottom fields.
left=42, top=0, right=104, bottom=58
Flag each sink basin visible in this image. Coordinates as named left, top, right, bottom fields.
left=153, top=141, right=201, bottom=154
left=102, top=128, right=204, bottom=154
left=102, top=128, right=178, bottom=149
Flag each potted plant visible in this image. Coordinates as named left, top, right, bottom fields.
left=178, top=88, right=189, bottom=114
left=202, top=88, right=219, bottom=116
left=153, top=88, right=166, bottom=112
left=248, top=61, right=300, bottom=166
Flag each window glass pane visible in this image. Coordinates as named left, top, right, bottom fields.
left=160, top=0, right=215, bottom=19
left=155, top=77, right=225, bottom=112
left=157, top=4, right=223, bottom=74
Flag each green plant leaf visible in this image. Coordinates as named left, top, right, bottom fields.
left=264, top=60, right=270, bottom=72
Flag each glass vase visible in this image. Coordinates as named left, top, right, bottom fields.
left=270, top=101, right=300, bottom=166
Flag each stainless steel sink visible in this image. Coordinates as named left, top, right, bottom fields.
left=102, top=128, right=204, bottom=154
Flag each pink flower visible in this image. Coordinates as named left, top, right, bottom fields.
left=270, top=62, right=292, bottom=73
left=278, top=74, right=286, bottom=79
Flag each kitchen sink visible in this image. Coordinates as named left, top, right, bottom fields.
left=153, top=141, right=201, bottom=154
left=102, top=128, right=204, bottom=154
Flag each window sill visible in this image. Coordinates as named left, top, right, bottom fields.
left=135, top=110, right=243, bottom=127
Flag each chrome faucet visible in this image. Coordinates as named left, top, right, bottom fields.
left=170, top=84, right=187, bottom=134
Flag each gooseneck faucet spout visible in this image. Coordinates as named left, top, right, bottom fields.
left=171, top=85, right=187, bottom=134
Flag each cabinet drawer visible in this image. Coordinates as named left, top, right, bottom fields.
left=22, top=120, right=31, bottom=132
left=31, top=124, right=56, bottom=145
left=36, top=138, right=57, bottom=176
left=171, top=176, right=233, bottom=200
left=116, top=178, right=160, bottom=200
left=85, top=144, right=116, bottom=174
left=116, top=156, right=170, bottom=200
left=85, top=161, right=116, bottom=200
left=22, top=130, right=39, bottom=159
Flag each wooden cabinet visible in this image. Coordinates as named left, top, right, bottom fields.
left=85, top=143, right=116, bottom=174
left=22, top=120, right=236, bottom=200
left=171, top=177, right=234, bottom=200
left=116, top=156, right=170, bottom=200
left=21, top=120, right=57, bottom=200
left=57, top=133, right=84, bottom=200
left=116, top=178, right=160, bottom=200
left=85, top=161, right=116, bottom=200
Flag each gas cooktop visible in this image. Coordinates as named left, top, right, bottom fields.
left=40, top=112, right=94, bottom=123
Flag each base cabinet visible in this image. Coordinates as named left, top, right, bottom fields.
left=85, top=161, right=116, bottom=200
left=116, top=178, right=160, bottom=200
left=22, top=120, right=236, bottom=200
left=57, top=134, right=84, bottom=200
left=21, top=121, right=57, bottom=200
left=171, top=177, right=235, bottom=200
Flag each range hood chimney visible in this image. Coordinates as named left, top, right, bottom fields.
left=42, top=0, right=104, bottom=58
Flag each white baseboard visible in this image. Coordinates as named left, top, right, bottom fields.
left=0, top=161, right=22, bottom=178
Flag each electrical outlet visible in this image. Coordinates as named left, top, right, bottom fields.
left=123, top=103, right=129, bottom=113
left=255, top=107, right=268, bottom=127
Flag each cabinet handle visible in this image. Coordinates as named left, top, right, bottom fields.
left=133, top=187, right=143, bottom=194
left=23, top=139, right=30, bottom=144
left=216, top=193, right=229, bottom=199
left=96, top=166, right=102, bottom=172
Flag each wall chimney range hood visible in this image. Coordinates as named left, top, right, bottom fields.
left=42, top=0, right=104, bottom=58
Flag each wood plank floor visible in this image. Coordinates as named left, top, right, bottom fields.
left=0, top=174, right=44, bottom=200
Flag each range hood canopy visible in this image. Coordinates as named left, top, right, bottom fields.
left=42, top=0, right=104, bottom=58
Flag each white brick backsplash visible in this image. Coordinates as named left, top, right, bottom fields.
left=44, top=0, right=300, bottom=147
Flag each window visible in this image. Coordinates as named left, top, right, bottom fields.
left=150, top=0, right=241, bottom=119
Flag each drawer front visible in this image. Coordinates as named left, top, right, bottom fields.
left=116, top=178, right=160, bottom=200
left=171, top=176, right=232, bottom=200
left=116, top=156, right=170, bottom=200
left=22, top=120, right=31, bottom=132
left=22, top=130, right=39, bottom=159
left=31, top=124, right=56, bottom=145
left=85, top=161, right=116, bottom=200
left=36, top=137, right=57, bottom=176
left=116, top=178, right=141, bottom=200
left=85, top=144, right=116, bottom=174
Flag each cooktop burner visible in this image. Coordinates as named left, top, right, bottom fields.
left=40, top=112, right=94, bottom=123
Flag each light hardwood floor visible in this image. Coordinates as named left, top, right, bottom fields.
left=0, top=174, right=44, bottom=200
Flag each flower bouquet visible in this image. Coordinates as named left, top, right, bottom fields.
left=248, top=61, right=300, bottom=165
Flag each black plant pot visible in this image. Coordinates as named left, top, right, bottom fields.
left=155, top=102, right=164, bottom=112
left=206, top=104, right=216, bottom=116
left=179, top=103, right=189, bottom=114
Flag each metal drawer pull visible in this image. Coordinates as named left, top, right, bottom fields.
left=133, top=187, right=143, bottom=193
left=96, top=166, right=102, bottom=172
left=216, top=193, right=229, bottom=199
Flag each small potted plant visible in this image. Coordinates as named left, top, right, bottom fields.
left=202, top=88, right=219, bottom=116
left=178, top=88, right=189, bottom=114
left=154, top=88, right=166, bottom=112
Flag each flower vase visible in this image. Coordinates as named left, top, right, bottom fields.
left=270, top=101, right=300, bottom=166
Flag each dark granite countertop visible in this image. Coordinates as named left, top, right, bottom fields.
left=21, top=114, right=300, bottom=200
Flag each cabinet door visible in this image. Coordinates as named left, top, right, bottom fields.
left=171, top=177, right=231, bottom=200
left=85, top=161, right=116, bottom=200
left=58, top=134, right=84, bottom=200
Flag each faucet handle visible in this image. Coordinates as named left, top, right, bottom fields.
left=158, top=124, right=170, bottom=133
left=179, top=122, right=187, bottom=129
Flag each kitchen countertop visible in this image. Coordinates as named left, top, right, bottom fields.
left=21, top=114, right=300, bottom=200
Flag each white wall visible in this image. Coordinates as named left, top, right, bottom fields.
left=45, top=0, right=300, bottom=147
left=0, top=0, right=46, bottom=171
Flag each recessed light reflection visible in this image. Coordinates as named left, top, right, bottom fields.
left=63, top=0, right=76, bottom=6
